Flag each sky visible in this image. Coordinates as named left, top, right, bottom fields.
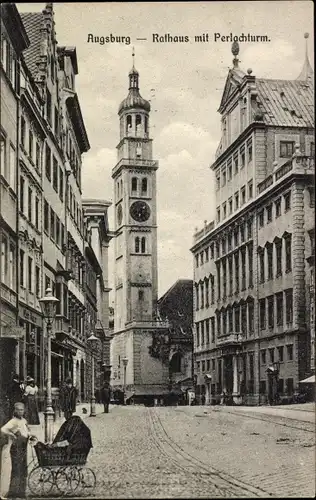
left=17, top=1, right=314, bottom=299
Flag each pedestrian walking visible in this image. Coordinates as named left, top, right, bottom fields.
left=0, top=402, right=37, bottom=499
left=7, top=375, right=24, bottom=418
left=100, top=382, right=111, bottom=413
left=59, top=377, right=78, bottom=421
left=24, top=377, right=40, bottom=425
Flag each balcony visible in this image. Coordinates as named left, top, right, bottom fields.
left=193, top=220, right=215, bottom=244
left=217, top=332, right=242, bottom=347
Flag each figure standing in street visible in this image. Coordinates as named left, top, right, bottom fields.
left=0, top=402, right=37, bottom=499
left=59, top=378, right=78, bottom=421
left=23, top=377, right=40, bottom=425
left=100, top=382, right=111, bottom=413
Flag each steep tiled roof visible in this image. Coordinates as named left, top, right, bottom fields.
left=20, top=12, right=44, bottom=79
left=256, top=78, right=314, bottom=128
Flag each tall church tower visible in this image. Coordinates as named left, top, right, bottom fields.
left=111, top=57, right=169, bottom=402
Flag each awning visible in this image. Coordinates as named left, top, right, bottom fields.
left=299, top=375, right=315, bottom=384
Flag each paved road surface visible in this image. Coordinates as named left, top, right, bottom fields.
left=27, top=403, right=315, bottom=498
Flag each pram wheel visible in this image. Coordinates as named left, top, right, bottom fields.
left=56, top=466, right=81, bottom=495
left=28, top=466, right=54, bottom=495
left=79, top=467, right=96, bottom=495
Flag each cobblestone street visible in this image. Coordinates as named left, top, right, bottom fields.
left=28, top=403, right=314, bottom=498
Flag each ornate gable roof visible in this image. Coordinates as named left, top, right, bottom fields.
left=218, top=67, right=246, bottom=114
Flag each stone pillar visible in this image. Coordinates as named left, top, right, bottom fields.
left=233, top=355, right=238, bottom=394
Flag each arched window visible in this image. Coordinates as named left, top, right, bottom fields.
left=126, top=115, right=132, bottom=134
left=141, top=178, right=147, bottom=194
left=135, top=237, right=140, bottom=253
left=136, top=114, right=141, bottom=127
left=120, top=180, right=123, bottom=196
left=131, top=177, right=138, bottom=192
left=170, top=352, right=182, bottom=373
left=145, top=116, right=148, bottom=134
left=117, top=182, right=120, bottom=197
left=141, top=237, right=146, bottom=253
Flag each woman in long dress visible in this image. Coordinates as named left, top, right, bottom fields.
left=24, top=377, right=40, bottom=425
left=0, top=402, right=37, bottom=498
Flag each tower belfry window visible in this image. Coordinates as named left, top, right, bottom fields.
left=141, top=178, right=147, bottom=194
left=135, top=237, right=140, bottom=253
left=141, top=237, right=146, bottom=253
left=126, top=115, right=132, bottom=135
left=136, top=114, right=142, bottom=135
left=132, top=177, right=138, bottom=192
left=145, top=116, right=148, bottom=134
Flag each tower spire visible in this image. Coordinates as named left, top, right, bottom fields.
left=232, top=41, right=239, bottom=68
left=296, top=33, right=314, bottom=81
left=132, top=46, right=135, bottom=70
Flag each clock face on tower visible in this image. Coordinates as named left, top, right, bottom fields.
left=130, top=201, right=151, bottom=222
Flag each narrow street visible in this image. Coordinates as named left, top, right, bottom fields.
left=27, top=403, right=314, bottom=498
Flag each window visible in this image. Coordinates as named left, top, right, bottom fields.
left=266, top=204, right=272, bottom=223
left=44, top=200, right=49, bottom=232
left=267, top=295, right=274, bottom=329
left=277, top=379, right=284, bottom=394
left=284, top=192, right=291, bottom=211
left=138, top=290, right=144, bottom=301
left=201, top=360, right=205, bottom=372
left=205, top=319, right=210, bottom=343
left=36, top=142, right=40, bottom=169
left=285, top=235, right=292, bottom=272
left=286, top=344, right=293, bottom=361
left=28, top=187, right=32, bottom=222
left=267, top=244, right=273, bottom=280
left=21, top=116, right=26, bottom=148
left=276, top=240, right=282, bottom=277
left=222, top=259, right=227, bottom=298
left=258, top=248, right=265, bottom=283
left=277, top=346, right=284, bottom=362
left=0, top=133, right=7, bottom=179
left=228, top=258, right=233, bottom=295
left=247, top=246, right=254, bottom=287
left=54, top=107, right=59, bottom=136
left=247, top=220, right=253, bottom=240
left=205, top=247, right=209, bottom=262
left=234, top=192, right=239, bottom=210
left=240, top=146, right=245, bottom=168
left=280, top=141, right=294, bottom=158
left=1, top=235, right=8, bottom=284
left=259, top=298, right=266, bottom=329
left=229, top=197, right=233, bottom=214
left=131, top=177, right=137, bottom=192
left=205, top=279, right=209, bottom=307
left=269, top=348, right=275, bottom=363
left=228, top=307, right=233, bottom=332
left=276, top=293, right=283, bottom=326
left=210, top=243, right=214, bottom=260
left=29, top=130, right=33, bottom=160
left=241, top=186, right=246, bottom=205
left=59, top=168, right=64, bottom=201
left=45, top=144, right=51, bottom=180
left=210, top=275, right=215, bottom=304
left=275, top=198, right=281, bottom=217
left=141, top=237, right=146, bottom=253
left=195, top=284, right=199, bottom=310
left=247, top=139, right=253, bottom=163
left=233, top=153, right=238, bottom=174
left=9, top=243, right=15, bottom=290
left=240, top=224, right=245, bottom=243
left=227, top=159, right=232, bottom=180
left=216, top=207, right=220, bottom=223
left=248, top=180, right=253, bottom=199
left=195, top=255, right=199, bottom=268
left=241, top=249, right=246, bottom=290
left=35, top=266, right=40, bottom=297
left=53, top=157, right=58, bottom=192
left=135, top=237, right=140, bottom=253
left=258, top=210, right=264, bottom=227
left=234, top=306, right=240, bottom=333
left=211, top=317, right=215, bottom=342
left=28, top=256, right=33, bottom=292
left=261, top=349, right=266, bottom=364
left=196, top=323, right=200, bottom=347
left=141, top=178, right=147, bottom=194
left=20, top=176, right=25, bottom=214
left=222, top=202, right=227, bottom=219
left=216, top=172, right=220, bottom=190
left=50, top=208, right=55, bottom=239
left=234, top=253, right=239, bottom=293
left=200, top=282, right=204, bottom=308
left=20, top=249, right=25, bottom=287
left=234, top=228, right=239, bottom=247
left=222, top=168, right=226, bottom=187
left=285, top=289, right=293, bottom=324
left=201, top=322, right=205, bottom=345
left=56, top=217, right=61, bottom=246
left=46, top=88, right=52, bottom=124
left=260, top=381, right=266, bottom=394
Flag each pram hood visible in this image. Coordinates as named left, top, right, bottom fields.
left=53, top=416, right=93, bottom=450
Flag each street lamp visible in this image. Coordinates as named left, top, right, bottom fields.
left=122, top=357, right=128, bottom=404
left=39, top=287, right=59, bottom=444
left=86, top=333, right=99, bottom=417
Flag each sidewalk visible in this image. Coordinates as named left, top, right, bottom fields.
left=213, top=402, right=315, bottom=423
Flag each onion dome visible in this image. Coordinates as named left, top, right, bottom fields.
left=118, top=66, right=151, bottom=114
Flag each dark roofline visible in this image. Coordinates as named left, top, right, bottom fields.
left=1, top=3, right=30, bottom=54
left=66, top=93, right=90, bottom=153
left=158, top=279, right=193, bottom=306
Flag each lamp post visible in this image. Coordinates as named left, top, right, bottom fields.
left=273, top=360, right=280, bottom=404
left=39, top=288, right=59, bottom=444
left=122, top=357, right=128, bottom=404
left=87, top=333, right=99, bottom=417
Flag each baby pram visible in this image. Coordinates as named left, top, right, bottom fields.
left=28, top=416, right=96, bottom=496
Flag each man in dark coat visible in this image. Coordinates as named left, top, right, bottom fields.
left=100, top=383, right=111, bottom=413
left=59, top=378, right=78, bottom=420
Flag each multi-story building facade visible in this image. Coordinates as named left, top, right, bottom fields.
left=0, top=3, right=30, bottom=425
left=83, top=199, right=113, bottom=398
left=157, top=279, right=194, bottom=401
left=110, top=61, right=169, bottom=404
left=191, top=40, right=314, bottom=406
